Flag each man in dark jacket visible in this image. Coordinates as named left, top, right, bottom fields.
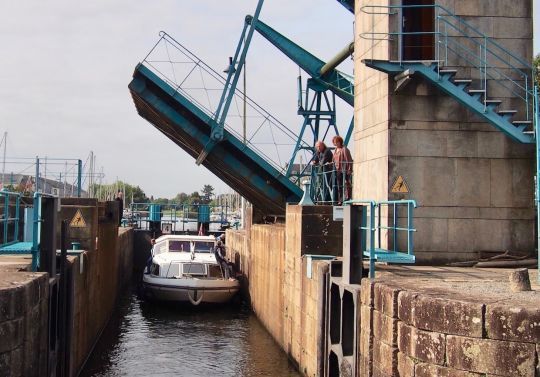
left=115, top=190, right=123, bottom=226
left=313, top=141, right=333, bottom=202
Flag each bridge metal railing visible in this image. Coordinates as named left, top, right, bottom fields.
left=141, top=31, right=312, bottom=178
left=310, top=162, right=353, bottom=205
left=344, top=199, right=417, bottom=278
left=126, top=202, right=233, bottom=232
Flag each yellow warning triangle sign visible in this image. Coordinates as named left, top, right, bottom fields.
left=391, top=176, right=409, bottom=193
left=70, top=209, right=87, bottom=228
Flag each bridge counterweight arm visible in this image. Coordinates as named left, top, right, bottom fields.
left=245, top=15, right=354, bottom=106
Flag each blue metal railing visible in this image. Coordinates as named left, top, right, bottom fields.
left=345, top=199, right=417, bottom=278
left=535, top=86, right=540, bottom=283
left=311, top=162, right=353, bottom=205
left=360, top=4, right=534, bottom=122
left=0, top=190, right=21, bottom=247
left=31, top=192, right=41, bottom=271
left=127, top=202, right=232, bottom=232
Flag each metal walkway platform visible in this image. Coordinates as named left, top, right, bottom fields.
left=129, top=64, right=303, bottom=216
left=0, top=242, right=33, bottom=255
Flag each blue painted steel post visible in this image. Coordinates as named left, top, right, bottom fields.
left=77, top=159, right=82, bottom=197
left=407, top=201, right=413, bottom=256
left=214, top=0, right=265, bottom=139
left=2, top=193, right=7, bottom=245
left=35, top=157, right=39, bottom=193
left=14, top=195, right=20, bottom=242
left=393, top=202, right=397, bottom=252
left=369, top=202, right=375, bottom=278
left=535, top=85, right=540, bottom=283
left=31, top=193, right=40, bottom=271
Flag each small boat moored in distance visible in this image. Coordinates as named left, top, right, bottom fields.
left=142, top=234, right=239, bottom=306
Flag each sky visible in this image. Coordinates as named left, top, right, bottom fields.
left=0, top=1, right=538, bottom=199
left=0, top=1, right=354, bottom=199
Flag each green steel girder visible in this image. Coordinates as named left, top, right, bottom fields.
left=129, top=64, right=302, bottom=216
left=363, top=59, right=534, bottom=144
left=246, top=16, right=354, bottom=107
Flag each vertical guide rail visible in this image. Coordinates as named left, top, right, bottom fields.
left=535, top=85, right=540, bottom=282
left=3, top=193, right=8, bottom=245
left=77, top=159, right=82, bottom=198
left=31, top=192, right=41, bottom=271
left=14, top=195, right=19, bottom=243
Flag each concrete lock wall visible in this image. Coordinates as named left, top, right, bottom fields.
left=227, top=205, right=342, bottom=377
left=68, top=225, right=133, bottom=376
left=0, top=199, right=133, bottom=377
left=355, top=0, right=535, bottom=263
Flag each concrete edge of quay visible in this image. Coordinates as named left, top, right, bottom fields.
left=0, top=226, right=134, bottom=377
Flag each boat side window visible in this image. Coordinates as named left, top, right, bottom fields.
left=165, top=263, right=180, bottom=278
left=150, top=263, right=160, bottom=276
left=193, top=241, right=215, bottom=253
left=153, top=242, right=166, bottom=256
left=208, top=264, right=223, bottom=279
left=169, top=240, right=191, bottom=252
left=182, top=263, right=206, bottom=276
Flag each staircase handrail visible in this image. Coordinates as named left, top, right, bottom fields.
left=360, top=4, right=532, bottom=71
left=360, top=4, right=534, bottom=121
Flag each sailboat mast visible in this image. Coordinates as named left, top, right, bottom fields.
left=1, top=132, right=7, bottom=187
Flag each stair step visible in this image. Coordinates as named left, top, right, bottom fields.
left=468, top=89, right=485, bottom=100
left=439, top=69, right=458, bottom=75
left=512, top=120, right=532, bottom=125
left=453, top=79, right=473, bottom=90
left=484, top=99, right=502, bottom=110
left=498, top=110, right=517, bottom=121
left=513, top=121, right=532, bottom=132
left=498, top=110, right=517, bottom=115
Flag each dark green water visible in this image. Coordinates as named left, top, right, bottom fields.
left=80, top=285, right=300, bottom=377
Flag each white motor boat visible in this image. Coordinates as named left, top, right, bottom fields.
left=142, top=234, right=239, bottom=305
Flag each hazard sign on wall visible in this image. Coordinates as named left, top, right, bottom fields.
left=70, top=209, right=87, bottom=228
left=391, top=176, right=409, bottom=193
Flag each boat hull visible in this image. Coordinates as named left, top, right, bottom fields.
left=142, top=274, right=239, bottom=305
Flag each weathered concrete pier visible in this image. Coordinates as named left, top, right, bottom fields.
left=0, top=199, right=133, bottom=377
left=226, top=205, right=540, bottom=376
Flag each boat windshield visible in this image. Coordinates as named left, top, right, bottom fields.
left=169, top=240, right=191, bottom=252
left=167, top=240, right=215, bottom=253
left=193, top=241, right=215, bottom=253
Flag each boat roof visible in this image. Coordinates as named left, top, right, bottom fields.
left=154, top=234, right=216, bottom=243
left=154, top=252, right=217, bottom=264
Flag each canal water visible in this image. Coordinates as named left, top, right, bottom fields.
left=80, top=284, right=300, bottom=377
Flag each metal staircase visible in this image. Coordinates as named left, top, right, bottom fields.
left=364, top=60, right=535, bottom=144
left=360, top=4, right=536, bottom=145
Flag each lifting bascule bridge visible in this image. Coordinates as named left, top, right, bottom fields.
left=129, top=0, right=539, bottom=278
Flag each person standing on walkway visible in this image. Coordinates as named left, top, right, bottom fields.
left=332, top=136, right=353, bottom=204
left=313, top=140, right=334, bottom=203
left=115, top=190, right=124, bottom=226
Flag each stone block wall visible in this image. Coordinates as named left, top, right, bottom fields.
left=359, top=279, right=539, bottom=376
left=0, top=269, right=49, bottom=377
left=227, top=219, right=328, bottom=377
left=69, top=226, right=133, bottom=376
